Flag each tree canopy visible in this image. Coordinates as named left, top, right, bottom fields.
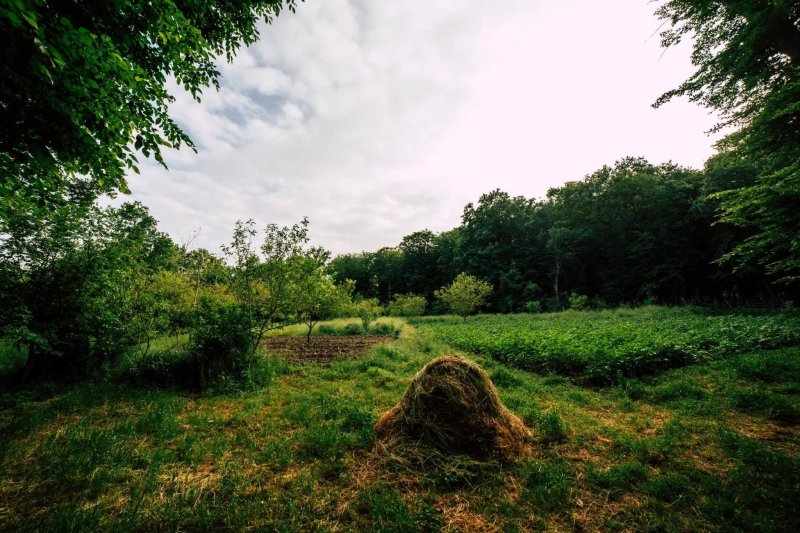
left=655, top=0, right=800, bottom=282
left=0, top=0, right=296, bottom=217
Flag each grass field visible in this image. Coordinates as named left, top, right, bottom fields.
left=1, top=309, right=799, bottom=531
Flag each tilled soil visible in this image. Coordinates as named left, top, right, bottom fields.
left=262, top=335, right=396, bottom=364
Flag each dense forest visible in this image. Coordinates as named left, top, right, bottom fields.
left=330, top=156, right=797, bottom=312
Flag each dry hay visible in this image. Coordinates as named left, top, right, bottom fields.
left=375, top=355, right=532, bottom=462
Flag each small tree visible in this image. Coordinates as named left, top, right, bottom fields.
left=356, top=298, right=384, bottom=333
left=221, top=217, right=329, bottom=356
left=296, top=277, right=354, bottom=342
left=435, top=273, right=492, bottom=322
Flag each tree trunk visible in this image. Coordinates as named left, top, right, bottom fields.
left=553, top=257, right=561, bottom=301
left=19, top=342, right=38, bottom=384
left=197, top=357, right=206, bottom=391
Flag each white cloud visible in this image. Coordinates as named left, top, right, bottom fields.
left=124, top=0, right=721, bottom=255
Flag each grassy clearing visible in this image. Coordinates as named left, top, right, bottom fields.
left=411, top=306, right=800, bottom=382
left=1, top=314, right=799, bottom=531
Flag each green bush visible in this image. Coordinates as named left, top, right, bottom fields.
left=355, top=299, right=383, bottom=332
left=525, top=301, right=542, bottom=313
left=386, top=294, right=427, bottom=317
left=189, top=298, right=258, bottom=388
left=568, top=293, right=590, bottom=311
left=119, top=350, right=197, bottom=389
left=542, top=297, right=563, bottom=312
left=370, top=322, right=398, bottom=336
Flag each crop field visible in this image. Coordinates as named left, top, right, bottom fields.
left=1, top=310, right=799, bottom=531
left=411, top=307, right=800, bottom=383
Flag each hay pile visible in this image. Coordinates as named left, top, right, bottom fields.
left=375, top=355, right=531, bottom=461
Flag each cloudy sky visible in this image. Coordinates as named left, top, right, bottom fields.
left=125, top=0, right=721, bottom=256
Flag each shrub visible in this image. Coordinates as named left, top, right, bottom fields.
left=189, top=298, right=258, bottom=388
left=120, top=349, right=197, bottom=389
left=525, top=301, right=542, bottom=313
left=386, top=294, right=427, bottom=317
left=534, top=410, right=569, bottom=443
left=568, top=293, right=590, bottom=311
left=355, top=299, right=383, bottom=332
left=370, top=322, right=398, bottom=336
left=542, top=297, right=563, bottom=312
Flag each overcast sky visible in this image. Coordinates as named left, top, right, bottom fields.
left=124, top=0, right=721, bottom=256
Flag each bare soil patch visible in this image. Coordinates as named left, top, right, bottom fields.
left=262, top=335, right=396, bottom=364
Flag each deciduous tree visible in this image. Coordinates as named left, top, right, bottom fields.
left=654, top=0, right=800, bottom=283
left=435, top=273, right=492, bottom=322
left=1, top=0, right=297, bottom=216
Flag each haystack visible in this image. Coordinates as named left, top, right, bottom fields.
left=375, top=355, right=531, bottom=461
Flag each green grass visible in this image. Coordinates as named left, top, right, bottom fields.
left=1, top=312, right=799, bottom=531
left=411, top=306, right=800, bottom=382
left=270, top=317, right=406, bottom=337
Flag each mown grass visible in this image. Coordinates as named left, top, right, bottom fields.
left=1, top=313, right=799, bottom=531
left=411, top=306, right=800, bottom=383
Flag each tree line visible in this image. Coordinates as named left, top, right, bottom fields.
left=0, top=197, right=494, bottom=386
left=330, top=157, right=798, bottom=313
left=0, top=200, right=361, bottom=386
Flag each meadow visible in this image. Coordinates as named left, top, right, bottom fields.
left=1, top=308, right=799, bottom=531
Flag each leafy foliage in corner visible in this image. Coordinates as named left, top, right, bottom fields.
left=0, top=0, right=297, bottom=215
left=654, top=0, right=800, bottom=282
